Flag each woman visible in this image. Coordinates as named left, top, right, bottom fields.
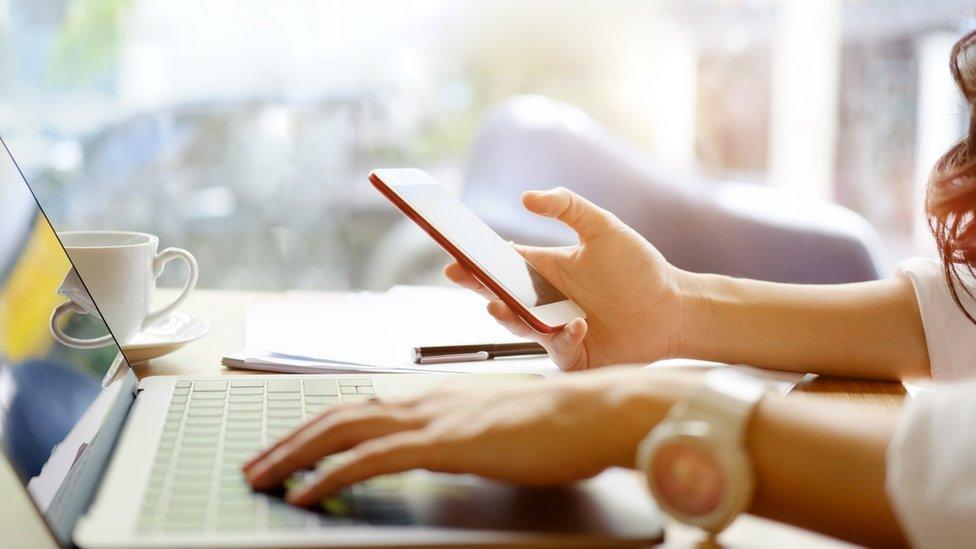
left=244, top=31, right=976, bottom=547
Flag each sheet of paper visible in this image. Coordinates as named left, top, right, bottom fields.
left=244, top=285, right=806, bottom=387
left=649, top=358, right=806, bottom=395
left=246, top=285, right=530, bottom=369
left=239, top=352, right=560, bottom=377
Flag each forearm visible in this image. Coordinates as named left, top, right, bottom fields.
left=674, top=272, right=930, bottom=380
left=746, top=395, right=906, bottom=547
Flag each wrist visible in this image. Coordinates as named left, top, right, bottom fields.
left=671, top=270, right=740, bottom=361
left=605, top=370, right=695, bottom=467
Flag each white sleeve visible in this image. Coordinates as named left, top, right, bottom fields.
left=895, top=258, right=976, bottom=380
left=886, top=383, right=976, bottom=548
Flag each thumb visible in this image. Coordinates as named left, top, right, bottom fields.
left=510, top=242, right=555, bottom=265
left=522, top=187, right=620, bottom=242
left=510, top=242, right=562, bottom=282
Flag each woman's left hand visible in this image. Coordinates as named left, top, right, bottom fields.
left=242, top=368, right=690, bottom=507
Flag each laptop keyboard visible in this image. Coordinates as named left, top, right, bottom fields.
left=136, top=378, right=411, bottom=534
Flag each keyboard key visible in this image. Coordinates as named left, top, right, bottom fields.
left=267, top=392, right=300, bottom=401
left=187, top=408, right=224, bottom=418
left=173, top=387, right=190, bottom=396
left=266, top=400, right=300, bottom=409
left=193, top=380, right=228, bottom=392
left=177, top=457, right=216, bottom=470
left=225, top=426, right=262, bottom=437
left=162, top=512, right=207, bottom=528
left=226, top=408, right=262, bottom=418
left=230, top=379, right=265, bottom=388
left=223, top=440, right=261, bottom=452
left=220, top=465, right=248, bottom=479
left=217, top=501, right=257, bottom=517
left=171, top=475, right=212, bottom=490
left=304, top=395, right=341, bottom=405
left=227, top=402, right=262, bottom=412
left=338, top=378, right=371, bottom=387
left=176, top=381, right=191, bottom=388
left=218, top=480, right=251, bottom=494
left=267, top=380, right=301, bottom=393
left=357, top=386, right=375, bottom=395
left=223, top=450, right=259, bottom=463
left=215, top=515, right=256, bottom=530
left=229, top=394, right=263, bottom=403
left=225, top=421, right=261, bottom=431
left=168, top=494, right=210, bottom=508
left=230, top=387, right=263, bottom=395
left=342, top=394, right=373, bottom=403
left=183, top=425, right=221, bottom=436
left=340, top=385, right=357, bottom=395
left=180, top=445, right=218, bottom=457
left=268, top=408, right=301, bottom=418
left=162, top=523, right=205, bottom=534
left=189, top=399, right=225, bottom=409
left=303, top=380, right=339, bottom=396
left=190, top=391, right=226, bottom=400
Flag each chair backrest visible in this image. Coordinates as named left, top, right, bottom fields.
left=461, top=96, right=887, bottom=284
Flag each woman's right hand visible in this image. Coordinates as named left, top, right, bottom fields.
left=445, top=187, right=687, bottom=371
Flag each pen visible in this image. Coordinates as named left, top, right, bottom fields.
left=413, top=342, right=547, bottom=364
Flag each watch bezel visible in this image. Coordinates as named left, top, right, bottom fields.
left=638, top=419, right=755, bottom=534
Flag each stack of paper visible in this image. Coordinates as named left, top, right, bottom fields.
left=230, top=285, right=560, bottom=376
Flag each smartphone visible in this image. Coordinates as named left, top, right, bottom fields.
left=370, top=168, right=585, bottom=333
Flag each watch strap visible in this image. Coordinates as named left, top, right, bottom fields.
left=681, top=370, right=767, bottom=439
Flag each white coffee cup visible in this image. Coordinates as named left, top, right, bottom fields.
left=50, top=231, right=198, bottom=349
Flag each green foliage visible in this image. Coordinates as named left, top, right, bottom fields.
left=49, top=0, right=134, bottom=87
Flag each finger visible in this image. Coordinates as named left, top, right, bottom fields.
left=246, top=409, right=422, bottom=490
left=509, top=243, right=563, bottom=277
left=286, top=433, right=434, bottom=506
left=242, top=403, right=360, bottom=472
left=522, top=187, right=620, bottom=242
left=443, top=262, right=496, bottom=301
left=549, top=318, right=588, bottom=371
left=443, top=261, right=480, bottom=288
left=510, top=243, right=574, bottom=265
left=486, top=299, right=538, bottom=340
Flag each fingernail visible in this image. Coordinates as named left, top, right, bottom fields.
left=245, top=461, right=271, bottom=485
left=285, top=489, right=303, bottom=504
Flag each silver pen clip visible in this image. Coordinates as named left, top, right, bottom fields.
left=416, top=351, right=491, bottom=365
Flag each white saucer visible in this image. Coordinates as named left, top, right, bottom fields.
left=122, top=312, right=210, bottom=364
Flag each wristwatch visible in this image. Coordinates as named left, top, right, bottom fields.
left=636, top=371, right=766, bottom=536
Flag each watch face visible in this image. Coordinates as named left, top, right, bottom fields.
left=650, top=440, right=726, bottom=517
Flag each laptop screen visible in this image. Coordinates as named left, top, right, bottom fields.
left=0, top=140, right=125, bottom=537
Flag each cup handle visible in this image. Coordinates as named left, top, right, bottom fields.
left=50, top=301, right=114, bottom=349
left=145, top=247, right=198, bottom=325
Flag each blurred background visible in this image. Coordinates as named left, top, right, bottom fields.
left=0, top=0, right=972, bottom=291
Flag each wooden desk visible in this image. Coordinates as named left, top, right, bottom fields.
left=1, top=288, right=905, bottom=549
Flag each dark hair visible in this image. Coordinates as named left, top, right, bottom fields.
left=927, top=28, right=976, bottom=323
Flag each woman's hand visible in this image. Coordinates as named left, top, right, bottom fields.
left=445, top=187, right=685, bottom=371
left=242, top=368, right=690, bottom=507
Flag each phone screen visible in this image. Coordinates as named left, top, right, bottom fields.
left=393, top=183, right=568, bottom=307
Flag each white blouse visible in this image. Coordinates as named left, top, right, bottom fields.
left=887, top=258, right=976, bottom=548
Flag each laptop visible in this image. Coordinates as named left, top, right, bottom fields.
left=0, top=138, right=664, bottom=547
